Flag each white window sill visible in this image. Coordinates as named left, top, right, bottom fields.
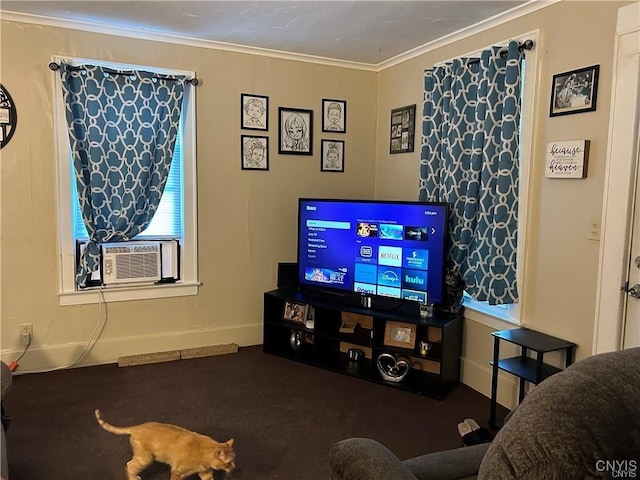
left=58, top=282, right=200, bottom=306
left=463, top=303, right=522, bottom=330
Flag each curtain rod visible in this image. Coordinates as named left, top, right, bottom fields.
left=516, top=39, right=535, bottom=53
left=48, top=62, right=200, bottom=86
left=469, top=40, right=534, bottom=65
left=435, top=39, right=535, bottom=67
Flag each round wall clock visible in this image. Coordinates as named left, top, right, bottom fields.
left=0, top=84, right=18, bottom=149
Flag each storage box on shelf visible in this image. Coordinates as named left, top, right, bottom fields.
left=263, top=289, right=463, bottom=399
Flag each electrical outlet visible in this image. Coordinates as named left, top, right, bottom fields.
left=20, top=323, right=33, bottom=344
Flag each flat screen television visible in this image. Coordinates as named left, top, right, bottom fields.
left=297, top=198, right=449, bottom=306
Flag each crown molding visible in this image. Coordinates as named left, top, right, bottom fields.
left=376, top=0, right=560, bottom=72
left=0, top=10, right=378, bottom=72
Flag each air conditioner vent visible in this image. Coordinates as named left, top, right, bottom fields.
left=102, top=242, right=161, bottom=285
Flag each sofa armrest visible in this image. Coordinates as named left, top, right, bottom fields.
left=329, top=438, right=418, bottom=480
left=404, top=443, right=489, bottom=480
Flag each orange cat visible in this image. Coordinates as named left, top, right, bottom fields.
left=95, top=409, right=235, bottom=480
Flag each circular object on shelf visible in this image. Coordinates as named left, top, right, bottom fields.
left=290, top=330, right=302, bottom=351
left=376, top=353, right=409, bottom=382
left=0, top=84, right=18, bottom=149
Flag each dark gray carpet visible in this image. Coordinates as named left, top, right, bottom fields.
left=3, top=346, right=505, bottom=479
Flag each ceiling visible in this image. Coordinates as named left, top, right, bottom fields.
left=1, top=1, right=535, bottom=66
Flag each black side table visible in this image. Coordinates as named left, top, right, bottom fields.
left=489, top=328, right=576, bottom=429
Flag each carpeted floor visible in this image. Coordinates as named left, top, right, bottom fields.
left=3, top=345, right=505, bottom=479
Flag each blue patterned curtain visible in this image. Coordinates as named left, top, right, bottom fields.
left=419, top=41, right=524, bottom=304
left=59, top=62, right=185, bottom=287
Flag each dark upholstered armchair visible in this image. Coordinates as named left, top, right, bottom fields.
left=330, top=347, right=640, bottom=480
left=1, top=361, right=12, bottom=480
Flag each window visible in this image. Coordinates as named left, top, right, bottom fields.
left=461, top=33, right=539, bottom=326
left=421, top=33, right=538, bottom=326
left=72, top=129, right=183, bottom=240
left=54, top=56, right=199, bottom=305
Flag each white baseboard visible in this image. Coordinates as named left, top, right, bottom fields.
left=2, top=323, right=263, bottom=374
left=4, top=325, right=520, bottom=411
left=461, top=356, right=518, bottom=410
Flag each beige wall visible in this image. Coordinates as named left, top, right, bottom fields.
left=0, top=1, right=630, bottom=408
left=376, top=0, right=631, bottom=405
left=0, top=21, right=377, bottom=370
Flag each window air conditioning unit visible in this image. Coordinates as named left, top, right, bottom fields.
left=101, top=241, right=161, bottom=285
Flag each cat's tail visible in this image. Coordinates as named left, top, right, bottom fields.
left=94, top=409, right=132, bottom=436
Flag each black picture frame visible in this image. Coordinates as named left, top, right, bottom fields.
left=549, top=65, right=599, bottom=117
left=389, top=104, right=415, bottom=154
left=241, top=93, right=268, bottom=131
left=321, top=139, right=345, bottom=172
left=278, top=107, right=313, bottom=155
left=0, top=84, right=18, bottom=149
left=241, top=135, right=269, bottom=171
left=321, top=98, right=346, bottom=133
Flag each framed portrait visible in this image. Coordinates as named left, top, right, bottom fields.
left=241, top=135, right=269, bottom=171
left=383, top=321, right=417, bottom=349
left=321, top=139, right=345, bottom=172
left=283, top=301, right=308, bottom=324
left=241, top=93, right=268, bottom=131
left=549, top=65, right=599, bottom=117
left=278, top=107, right=313, bottom=155
left=389, top=104, right=415, bottom=154
left=322, top=98, right=346, bottom=133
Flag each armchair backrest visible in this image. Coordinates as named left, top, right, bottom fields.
left=478, top=348, right=640, bottom=479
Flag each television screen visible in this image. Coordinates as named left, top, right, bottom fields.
left=297, top=198, right=449, bottom=305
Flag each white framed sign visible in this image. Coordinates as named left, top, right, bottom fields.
left=545, top=140, right=590, bottom=178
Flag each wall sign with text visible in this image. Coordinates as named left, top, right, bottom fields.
left=545, top=140, right=590, bottom=179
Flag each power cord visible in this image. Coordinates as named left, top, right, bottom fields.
left=8, top=333, right=31, bottom=372
left=10, top=286, right=108, bottom=374
left=68, top=286, right=108, bottom=368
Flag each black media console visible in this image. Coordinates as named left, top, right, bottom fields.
left=263, top=288, right=463, bottom=399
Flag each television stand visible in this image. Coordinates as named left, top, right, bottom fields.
left=263, top=289, right=463, bottom=399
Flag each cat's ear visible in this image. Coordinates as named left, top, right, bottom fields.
left=225, top=439, right=234, bottom=447
left=216, top=446, right=233, bottom=460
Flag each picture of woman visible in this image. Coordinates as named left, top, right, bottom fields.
left=279, top=108, right=313, bottom=155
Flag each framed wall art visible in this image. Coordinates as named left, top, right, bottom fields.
left=322, top=98, right=346, bottom=133
left=321, top=139, right=344, bottom=172
left=0, top=84, right=18, bottom=149
left=241, top=93, right=268, bottom=130
left=545, top=139, right=590, bottom=178
left=241, top=135, right=269, bottom=171
left=279, top=107, right=313, bottom=155
left=550, top=65, right=599, bottom=117
left=389, top=104, right=415, bottom=154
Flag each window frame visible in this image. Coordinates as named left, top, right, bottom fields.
left=53, top=56, right=199, bottom=305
